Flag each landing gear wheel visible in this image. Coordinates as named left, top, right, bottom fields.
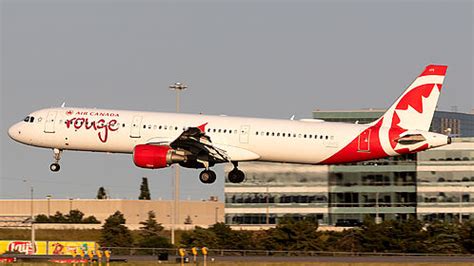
left=199, top=170, right=217, bottom=184
left=50, top=163, right=60, bottom=172
left=228, top=161, right=245, bottom=183
left=228, top=169, right=245, bottom=183
left=50, top=148, right=62, bottom=172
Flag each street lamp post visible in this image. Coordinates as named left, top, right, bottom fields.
left=69, top=198, right=73, bottom=212
left=169, top=82, right=187, bottom=245
left=46, top=195, right=52, bottom=217
left=23, top=180, right=36, bottom=254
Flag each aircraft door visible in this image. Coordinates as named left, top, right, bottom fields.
left=130, top=116, right=143, bottom=138
left=44, top=111, right=57, bottom=133
left=358, top=128, right=371, bottom=152
left=239, top=125, right=250, bottom=144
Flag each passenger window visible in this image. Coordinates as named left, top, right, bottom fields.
left=175, top=126, right=178, bottom=130
left=309, top=134, right=312, bottom=138
left=266, top=132, right=270, bottom=136
left=320, top=135, right=323, bottom=139
left=326, top=135, right=329, bottom=139
left=282, top=133, right=286, bottom=137
left=122, top=124, right=126, bottom=127
left=143, top=125, right=146, bottom=129
left=256, top=132, right=259, bottom=135
left=277, top=133, right=280, bottom=137
left=38, top=117, right=42, bottom=122
left=223, top=129, right=227, bottom=133
left=304, top=134, right=307, bottom=138
left=271, top=132, right=275, bottom=136
left=298, top=134, right=302, bottom=138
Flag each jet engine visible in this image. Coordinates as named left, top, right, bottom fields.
left=133, top=144, right=185, bottom=169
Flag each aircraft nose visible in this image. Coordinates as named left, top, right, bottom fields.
left=8, top=123, right=20, bottom=141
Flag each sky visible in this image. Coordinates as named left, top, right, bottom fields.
left=1, top=0, right=473, bottom=201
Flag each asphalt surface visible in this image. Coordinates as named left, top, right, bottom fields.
left=4, top=254, right=474, bottom=263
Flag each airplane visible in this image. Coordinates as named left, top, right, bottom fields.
left=8, top=65, right=451, bottom=184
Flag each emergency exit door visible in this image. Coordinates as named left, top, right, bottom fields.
left=239, top=125, right=250, bottom=144
left=130, top=116, right=143, bottom=138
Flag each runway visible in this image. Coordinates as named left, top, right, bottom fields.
left=183, top=255, right=474, bottom=264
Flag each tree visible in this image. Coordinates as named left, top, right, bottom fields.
left=136, top=211, right=171, bottom=249
left=138, top=177, right=151, bottom=200
left=180, top=227, right=219, bottom=248
left=82, top=215, right=100, bottom=224
left=97, top=187, right=107, bottom=199
left=35, top=214, right=50, bottom=223
left=209, top=222, right=253, bottom=250
left=100, top=211, right=133, bottom=248
left=35, top=210, right=100, bottom=224
left=261, top=216, right=322, bottom=251
left=460, top=220, right=474, bottom=253
left=425, top=221, right=463, bottom=254
left=50, top=211, right=67, bottom=223
left=66, top=209, right=84, bottom=223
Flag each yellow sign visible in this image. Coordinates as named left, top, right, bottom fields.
left=0, top=241, right=97, bottom=255
left=178, top=248, right=186, bottom=257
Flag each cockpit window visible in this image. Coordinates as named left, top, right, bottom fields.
left=30, top=117, right=35, bottom=123
left=23, top=116, right=30, bottom=122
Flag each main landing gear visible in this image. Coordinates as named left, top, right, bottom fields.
left=49, top=148, right=62, bottom=172
left=228, top=161, right=245, bottom=183
left=198, top=161, right=245, bottom=184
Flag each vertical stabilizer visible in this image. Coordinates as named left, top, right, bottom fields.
left=375, top=65, right=447, bottom=132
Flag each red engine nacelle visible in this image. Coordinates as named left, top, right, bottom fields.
left=133, top=144, right=185, bottom=169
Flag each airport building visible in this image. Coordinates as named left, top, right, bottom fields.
left=225, top=110, right=474, bottom=226
left=0, top=199, right=224, bottom=230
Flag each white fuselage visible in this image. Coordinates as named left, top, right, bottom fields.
left=8, top=107, right=450, bottom=166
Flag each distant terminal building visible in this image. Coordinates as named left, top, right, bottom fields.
left=225, top=110, right=474, bottom=226
left=312, top=109, right=474, bottom=137
left=0, top=199, right=223, bottom=230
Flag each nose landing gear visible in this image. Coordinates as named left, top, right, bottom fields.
left=50, top=148, right=62, bottom=172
